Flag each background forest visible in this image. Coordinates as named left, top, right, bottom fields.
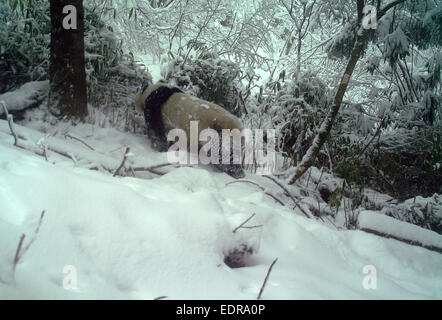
left=0, top=0, right=441, bottom=300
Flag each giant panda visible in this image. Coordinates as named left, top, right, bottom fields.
left=134, top=81, right=245, bottom=179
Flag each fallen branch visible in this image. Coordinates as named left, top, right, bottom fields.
left=1, top=101, right=18, bottom=146
left=358, top=211, right=442, bottom=254
left=46, top=146, right=78, bottom=165
left=132, top=163, right=194, bottom=176
left=136, top=163, right=181, bottom=171
left=65, top=133, right=95, bottom=151
left=153, top=296, right=168, bottom=300
left=360, top=228, right=442, bottom=255
left=114, top=147, right=131, bottom=177
left=132, top=162, right=176, bottom=175
left=257, top=258, right=278, bottom=300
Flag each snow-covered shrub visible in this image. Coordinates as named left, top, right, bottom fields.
left=0, top=1, right=50, bottom=94
left=380, top=194, right=442, bottom=234
left=330, top=126, right=441, bottom=201
left=162, top=52, right=243, bottom=116
left=83, top=7, right=150, bottom=109
left=249, top=71, right=333, bottom=166
left=82, top=6, right=152, bottom=133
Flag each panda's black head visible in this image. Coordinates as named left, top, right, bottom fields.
left=141, top=79, right=169, bottom=94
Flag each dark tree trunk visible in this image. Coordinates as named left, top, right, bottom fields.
left=49, top=0, right=87, bottom=119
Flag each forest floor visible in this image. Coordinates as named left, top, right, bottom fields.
left=0, top=106, right=441, bottom=299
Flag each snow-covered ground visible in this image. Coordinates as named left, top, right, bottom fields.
left=0, top=116, right=441, bottom=299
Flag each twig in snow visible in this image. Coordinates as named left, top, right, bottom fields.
left=12, top=234, right=25, bottom=275
left=153, top=296, right=168, bottom=300
left=12, top=210, right=46, bottom=277
left=232, top=213, right=263, bottom=233
left=65, top=133, right=95, bottom=151
left=306, top=168, right=312, bottom=188
left=1, top=101, right=18, bottom=146
left=22, top=210, right=46, bottom=254
left=257, top=258, right=278, bottom=300
left=132, top=163, right=185, bottom=176
left=239, top=224, right=264, bottom=230
left=114, top=147, right=131, bottom=177
left=315, top=167, right=324, bottom=190
left=263, top=192, right=285, bottom=206
left=360, top=227, right=442, bottom=254
left=226, top=179, right=265, bottom=191
left=232, top=213, right=257, bottom=233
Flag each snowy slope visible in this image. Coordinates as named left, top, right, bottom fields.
left=0, top=119, right=442, bottom=299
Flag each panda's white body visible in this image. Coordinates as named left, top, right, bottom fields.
left=134, top=82, right=245, bottom=178
left=135, top=82, right=243, bottom=141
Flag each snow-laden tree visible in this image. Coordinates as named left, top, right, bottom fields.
left=285, top=0, right=440, bottom=197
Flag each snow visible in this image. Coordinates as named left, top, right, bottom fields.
left=0, top=81, right=49, bottom=115
left=1, top=118, right=442, bottom=299
left=358, top=211, right=442, bottom=250
left=137, top=54, right=162, bottom=82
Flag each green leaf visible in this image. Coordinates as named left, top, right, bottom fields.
left=12, top=0, right=19, bottom=11
left=129, top=8, right=134, bottom=19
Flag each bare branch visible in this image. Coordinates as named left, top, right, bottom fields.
left=132, top=162, right=183, bottom=176
left=226, top=180, right=286, bottom=206
left=12, top=210, right=46, bottom=278
left=226, top=180, right=265, bottom=191
left=12, top=234, right=25, bottom=275
left=22, top=210, right=46, bottom=255
left=360, top=228, right=442, bottom=255
left=1, top=101, right=18, bottom=146
left=257, top=258, right=278, bottom=300
left=114, top=147, right=131, bottom=177
left=232, top=213, right=257, bottom=233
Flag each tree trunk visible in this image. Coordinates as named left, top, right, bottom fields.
left=49, top=0, right=87, bottom=119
